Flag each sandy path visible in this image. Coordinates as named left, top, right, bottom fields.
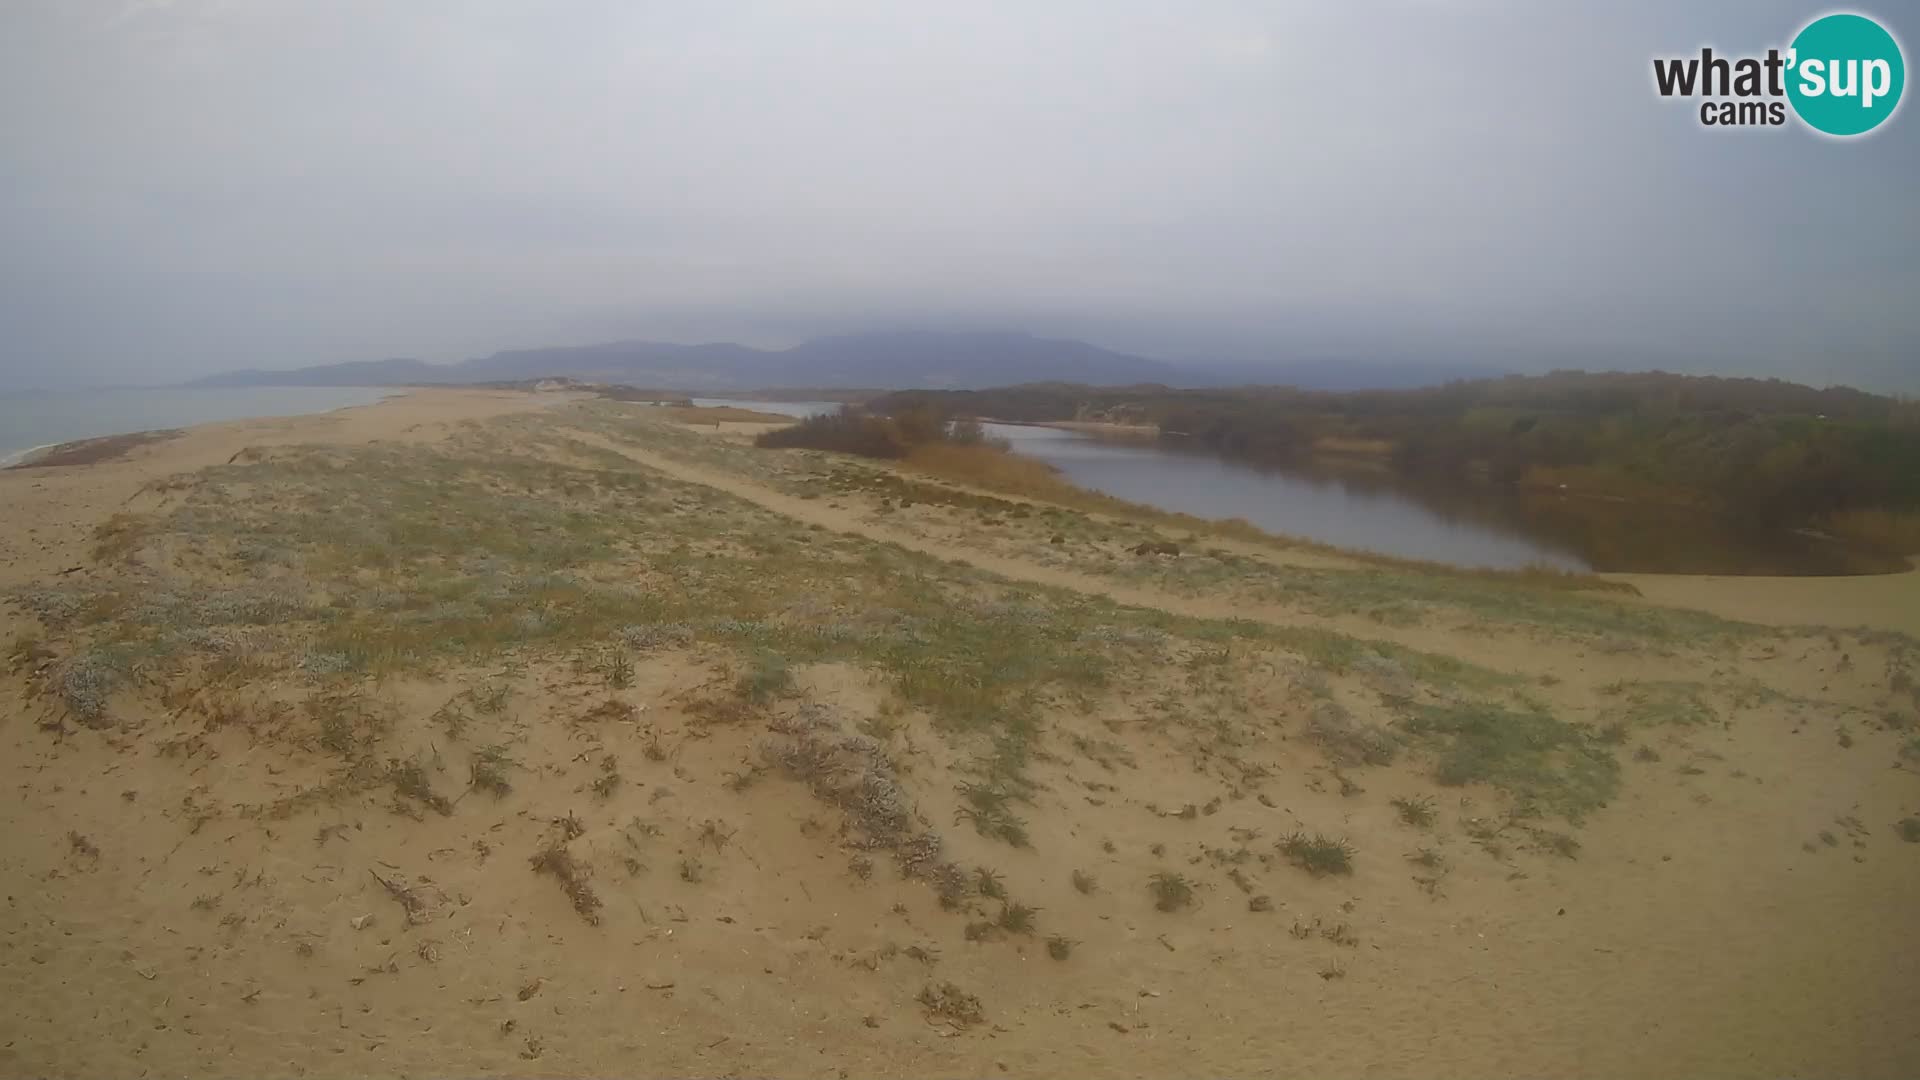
left=569, top=432, right=1499, bottom=658
left=1614, top=565, right=1920, bottom=638
left=564, top=431, right=1806, bottom=686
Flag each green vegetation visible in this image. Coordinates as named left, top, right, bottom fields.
left=573, top=400, right=1763, bottom=643
left=469, top=745, right=515, bottom=797
left=973, top=867, right=1006, bottom=900
left=873, top=372, right=1920, bottom=558
left=1405, top=703, right=1621, bottom=822
left=755, top=403, right=990, bottom=459
left=1391, top=796, right=1437, bottom=828
left=6, top=404, right=1694, bottom=919
left=1601, top=680, right=1717, bottom=729
left=735, top=650, right=793, bottom=703
left=1149, top=871, right=1195, bottom=912
left=995, top=901, right=1038, bottom=935
left=1277, top=831, right=1356, bottom=876
left=529, top=842, right=602, bottom=924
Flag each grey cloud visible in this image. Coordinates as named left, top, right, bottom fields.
left=1, top=0, right=1914, bottom=390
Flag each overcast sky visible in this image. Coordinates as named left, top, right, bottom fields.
left=2, top=0, right=1915, bottom=392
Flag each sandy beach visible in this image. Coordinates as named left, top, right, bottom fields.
left=2, top=389, right=1915, bottom=1079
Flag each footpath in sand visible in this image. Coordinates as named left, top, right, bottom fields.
left=2, top=391, right=1917, bottom=1079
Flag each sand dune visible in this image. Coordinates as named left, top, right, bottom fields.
left=2, top=391, right=1915, bottom=1078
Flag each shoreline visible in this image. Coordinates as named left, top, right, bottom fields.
left=0, top=385, right=405, bottom=469
left=0, top=442, right=57, bottom=469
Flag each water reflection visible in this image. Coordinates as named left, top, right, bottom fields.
left=694, top=402, right=1887, bottom=574
left=981, top=423, right=1887, bottom=575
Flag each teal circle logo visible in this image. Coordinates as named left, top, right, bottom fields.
left=1787, top=13, right=1905, bottom=136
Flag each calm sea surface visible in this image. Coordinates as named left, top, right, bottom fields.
left=0, top=386, right=398, bottom=465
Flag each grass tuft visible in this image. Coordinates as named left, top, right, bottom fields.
left=1391, top=795, right=1437, bottom=828
left=996, top=901, right=1038, bottom=935
left=1149, top=871, right=1194, bottom=912
left=736, top=650, right=793, bottom=703
left=388, top=758, right=451, bottom=815
left=974, top=866, right=1006, bottom=900
left=469, top=745, right=515, bottom=797
left=1278, top=831, right=1355, bottom=876
left=529, top=842, right=602, bottom=924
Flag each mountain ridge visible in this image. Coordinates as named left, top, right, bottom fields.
left=185, top=330, right=1504, bottom=392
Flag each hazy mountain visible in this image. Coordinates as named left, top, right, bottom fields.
left=187, top=357, right=454, bottom=388
left=186, top=330, right=1502, bottom=393
left=187, top=331, right=1185, bottom=391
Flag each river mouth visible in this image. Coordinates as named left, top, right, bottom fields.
left=980, top=422, right=1900, bottom=577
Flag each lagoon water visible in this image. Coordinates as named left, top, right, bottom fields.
left=976, top=423, right=1884, bottom=575
left=709, top=401, right=1879, bottom=573
left=0, top=386, right=398, bottom=465
left=983, top=423, right=1590, bottom=571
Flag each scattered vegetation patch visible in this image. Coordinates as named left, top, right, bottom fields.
left=1304, top=701, right=1399, bottom=766
left=592, top=756, right=623, bottom=799
left=1391, top=796, right=1437, bottom=828
left=917, top=982, right=984, bottom=1028
left=760, top=708, right=968, bottom=904
left=55, top=648, right=133, bottom=727
left=388, top=758, right=452, bottom=816
left=468, top=745, right=516, bottom=797
left=529, top=842, right=602, bottom=924
left=974, top=867, right=1006, bottom=900
left=1601, top=680, right=1717, bottom=730
left=1149, top=871, right=1195, bottom=912
left=1405, top=702, right=1620, bottom=822
left=735, top=650, right=793, bottom=703
left=1278, top=831, right=1355, bottom=876
left=1529, top=828, right=1581, bottom=859
left=954, top=780, right=1031, bottom=848
left=996, top=901, right=1038, bottom=935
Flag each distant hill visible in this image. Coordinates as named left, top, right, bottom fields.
left=190, top=331, right=1191, bottom=392
left=188, top=357, right=453, bottom=388
left=188, top=330, right=1515, bottom=393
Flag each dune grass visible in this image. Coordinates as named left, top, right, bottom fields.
left=1405, top=702, right=1621, bottom=822
left=10, top=429, right=1477, bottom=753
